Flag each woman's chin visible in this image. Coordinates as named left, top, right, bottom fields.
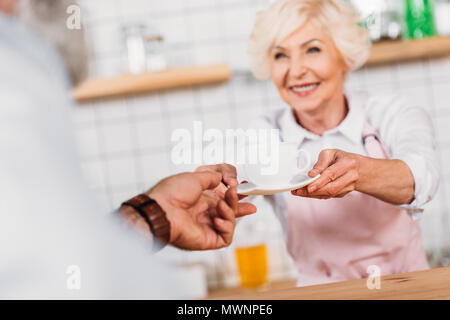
left=290, top=101, right=321, bottom=114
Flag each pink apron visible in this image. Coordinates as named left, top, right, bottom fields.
left=286, top=121, right=429, bottom=287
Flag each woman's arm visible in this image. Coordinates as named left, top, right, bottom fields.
left=293, top=96, right=440, bottom=208
left=356, top=156, right=415, bottom=205
left=292, top=149, right=415, bottom=205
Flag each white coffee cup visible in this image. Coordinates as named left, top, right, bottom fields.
left=242, top=142, right=311, bottom=187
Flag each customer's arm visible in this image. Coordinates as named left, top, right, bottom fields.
left=118, top=165, right=257, bottom=251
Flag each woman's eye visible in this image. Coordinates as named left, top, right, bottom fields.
left=274, top=52, right=286, bottom=59
left=307, top=47, right=321, bottom=53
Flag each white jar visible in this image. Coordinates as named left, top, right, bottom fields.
left=435, top=0, right=450, bottom=36
left=122, top=24, right=147, bottom=74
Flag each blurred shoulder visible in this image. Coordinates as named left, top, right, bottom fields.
left=363, top=92, right=431, bottom=125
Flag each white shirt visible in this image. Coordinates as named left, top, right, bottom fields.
left=242, top=90, right=440, bottom=234
left=0, top=13, right=193, bottom=299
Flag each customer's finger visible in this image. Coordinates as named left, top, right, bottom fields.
left=213, top=216, right=233, bottom=247
left=214, top=199, right=235, bottom=245
left=236, top=203, right=257, bottom=217
left=197, top=191, right=220, bottom=213
left=192, top=171, right=223, bottom=191
left=226, top=186, right=256, bottom=217
left=308, top=149, right=337, bottom=177
left=224, top=187, right=238, bottom=213
left=219, top=164, right=238, bottom=187
left=196, top=164, right=238, bottom=187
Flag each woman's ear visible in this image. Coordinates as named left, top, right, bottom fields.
left=344, top=65, right=351, bottom=73
left=342, top=60, right=352, bottom=73
left=340, top=64, right=351, bottom=82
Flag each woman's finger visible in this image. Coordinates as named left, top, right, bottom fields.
left=306, top=170, right=357, bottom=197
left=291, top=190, right=331, bottom=199
left=291, top=187, right=330, bottom=199
left=308, top=149, right=337, bottom=177
left=334, top=187, right=354, bottom=198
left=307, top=156, right=356, bottom=193
left=213, top=183, right=228, bottom=199
left=238, top=181, right=249, bottom=200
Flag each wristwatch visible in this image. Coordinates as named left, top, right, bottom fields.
left=121, top=194, right=171, bottom=247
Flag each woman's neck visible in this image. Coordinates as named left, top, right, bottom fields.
left=293, top=93, right=348, bottom=136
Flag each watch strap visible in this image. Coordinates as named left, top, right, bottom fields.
left=122, top=194, right=170, bottom=247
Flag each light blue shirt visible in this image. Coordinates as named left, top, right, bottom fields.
left=0, top=13, right=193, bottom=299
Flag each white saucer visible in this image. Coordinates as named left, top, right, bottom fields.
left=237, top=173, right=321, bottom=196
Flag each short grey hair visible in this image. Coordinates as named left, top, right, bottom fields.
left=15, top=0, right=89, bottom=86
left=248, top=0, right=370, bottom=80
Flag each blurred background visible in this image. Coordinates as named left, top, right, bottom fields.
left=71, top=0, right=450, bottom=296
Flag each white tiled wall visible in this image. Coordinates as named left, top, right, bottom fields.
left=73, top=0, right=450, bottom=288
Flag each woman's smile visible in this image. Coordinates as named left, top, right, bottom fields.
left=290, top=82, right=321, bottom=98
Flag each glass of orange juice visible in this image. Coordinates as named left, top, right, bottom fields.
left=235, top=243, right=268, bottom=289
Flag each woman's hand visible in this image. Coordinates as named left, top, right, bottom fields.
left=291, top=149, right=361, bottom=199
left=291, top=149, right=416, bottom=205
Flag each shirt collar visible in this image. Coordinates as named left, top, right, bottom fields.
left=279, top=90, right=368, bottom=145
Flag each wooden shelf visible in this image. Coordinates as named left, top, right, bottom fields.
left=366, top=35, right=450, bottom=66
left=73, top=37, right=450, bottom=102
left=72, top=63, right=232, bottom=102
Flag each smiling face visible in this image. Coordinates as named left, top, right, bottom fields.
left=269, top=19, right=349, bottom=116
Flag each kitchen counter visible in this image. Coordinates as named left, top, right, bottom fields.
left=206, top=267, right=450, bottom=300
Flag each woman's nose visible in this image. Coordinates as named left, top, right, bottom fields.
left=289, top=56, right=308, bottom=79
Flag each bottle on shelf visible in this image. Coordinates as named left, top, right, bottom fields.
left=404, top=0, right=437, bottom=39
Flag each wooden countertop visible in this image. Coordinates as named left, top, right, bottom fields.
left=206, top=267, right=450, bottom=300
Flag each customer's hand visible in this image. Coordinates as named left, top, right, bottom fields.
left=147, top=167, right=256, bottom=250
left=195, top=164, right=249, bottom=201
left=291, top=149, right=360, bottom=199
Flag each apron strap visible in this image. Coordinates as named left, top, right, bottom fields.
left=362, top=121, right=392, bottom=159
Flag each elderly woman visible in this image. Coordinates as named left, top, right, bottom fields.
left=246, top=0, right=439, bottom=286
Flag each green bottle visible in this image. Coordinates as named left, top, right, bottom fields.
left=404, top=0, right=437, bottom=39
